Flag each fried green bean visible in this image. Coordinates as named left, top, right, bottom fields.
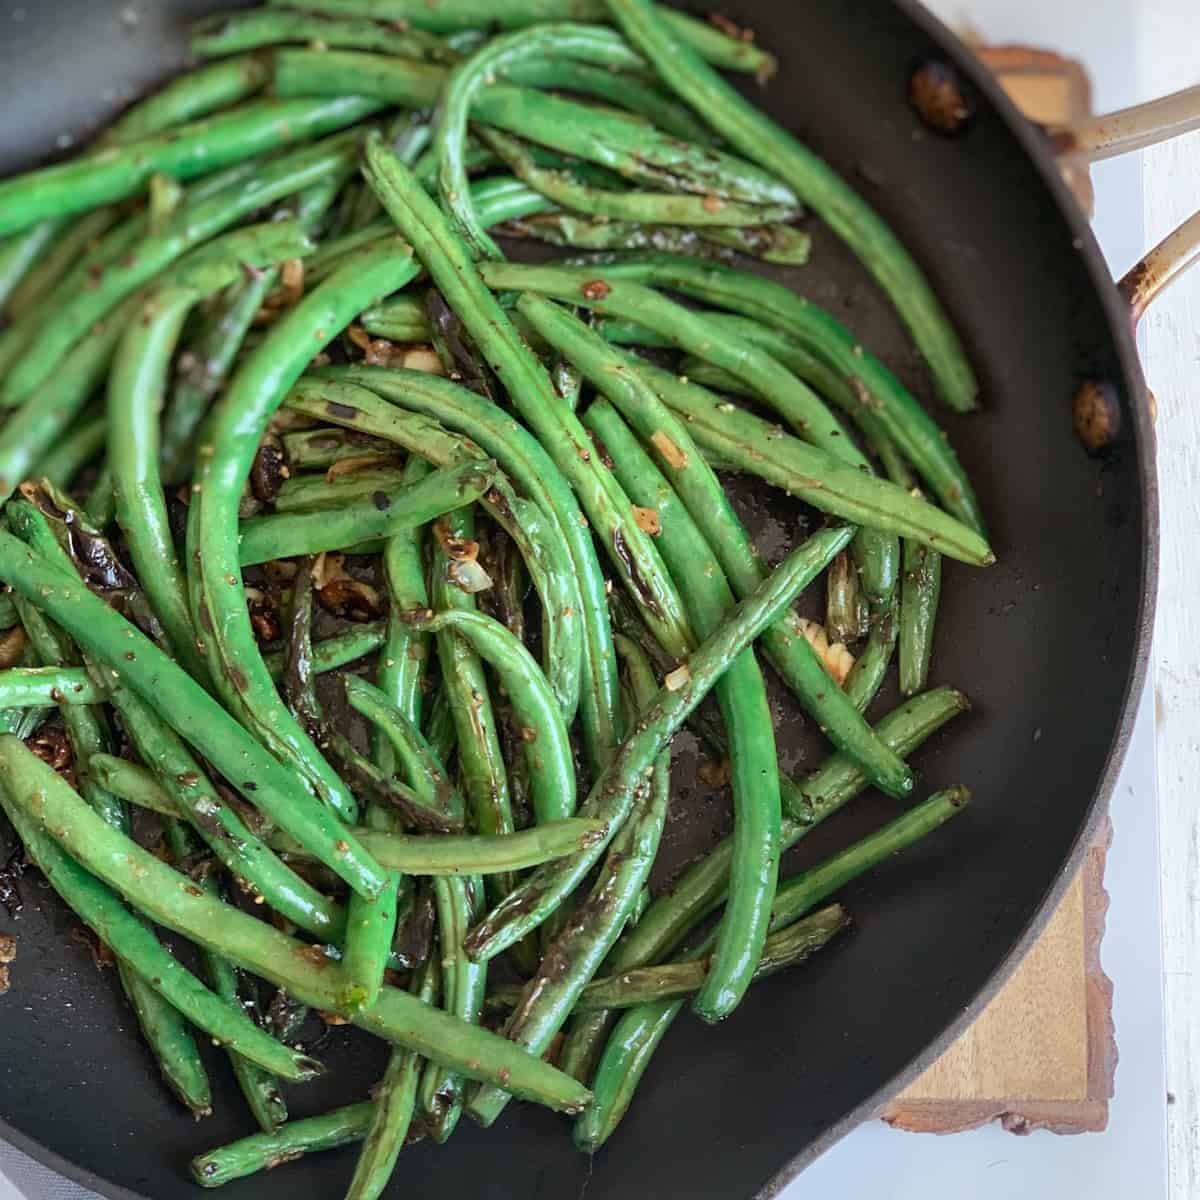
left=0, top=97, right=382, bottom=238
left=278, top=50, right=795, bottom=206
left=35, top=415, right=106, bottom=490
left=192, top=9, right=453, bottom=60
left=0, top=736, right=592, bottom=1110
left=637, top=373, right=993, bottom=565
left=3, top=132, right=362, bottom=408
left=465, top=633, right=670, bottom=1126
left=465, top=524, right=852, bottom=960
left=577, top=785, right=968, bottom=1148
left=606, top=0, right=977, bottom=411
left=0, top=527, right=387, bottom=897
left=584, top=401, right=781, bottom=1022
left=478, top=125, right=798, bottom=228
left=269, top=0, right=776, bottom=74
left=109, top=220, right=314, bottom=675
left=236, top=459, right=496, bottom=566
left=519, top=298, right=915, bottom=799
left=285, top=374, right=583, bottom=720
left=435, top=23, right=645, bottom=259
left=0, top=754, right=323, bottom=1083
left=273, top=466, right=407, bottom=514
left=359, top=295, right=430, bottom=343
left=406, top=609, right=576, bottom=825
left=844, top=597, right=899, bottom=713
left=187, top=237, right=419, bottom=825
left=0, top=220, right=66, bottom=312
left=363, top=138, right=691, bottom=680
left=0, top=668, right=104, bottom=708
left=491, top=903, right=849, bottom=1014
left=281, top=427, right=399, bottom=471
left=192, top=1101, right=376, bottom=1188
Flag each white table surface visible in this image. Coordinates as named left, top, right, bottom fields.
left=1, top=1, right=1191, bottom=1198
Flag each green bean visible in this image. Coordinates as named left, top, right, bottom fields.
left=359, top=295, right=430, bottom=343
left=465, top=524, right=852, bottom=960
left=277, top=50, right=796, bottom=205
left=407, top=609, right=576, bottom=824
left=827, top=551, right=869, bottom=646
left=701, top=223, right=813, bottom=265
left=504, top=58, right=713, bottom=143
left=2, top=132, right=362, bottom=408
left=187, top=238, right=420, bottom=824
left=435, top=24, right=645, bottom=259
left=583, top=401, right=780, bottom=1022
left=606, top=0, right=978, bottom=412
left=0, top=753, right=323, bottom=1083
left=282, top=427, right=399, bottom=471
left=0, top=528, right=387, bottom=897
left=0, top=220, right=67, bottom=312
left=0, top=734, right=592, bottom=1110
left=192, top=1101, right=375, bottom=1188
left=83, top=467, right=116, bottom=529
left=478, top=125, right=798, bottom=227
left=109, top=222, right=314, bottom=676
left=638, top=374, right=993, bottom=565
left=268, top=0, right=777, bottom=75
left=424, top=685, right=458, bottom=766
left=518, top=299, right=914, bottom=799
left=0, top=668, right=104, bottom=708
left=192, top=10, right=453, bottom=60
left=285, top=375, right=582, bottom=720
left=104, top=54, right=275, bottom=143
left=346, top=963, right=437, bottom=1200
left=5, top=210, right=119, bottom=321
left=198, top=872, right=290, bottom=1134
left=464, top=633, right=670, bottom=1127
left=274, top=466, right=409, bottom=513
left=0, top=97, right=382, bottom=238
left=492, top=903, right=849, bottom=1014
left=236, top=459, right=496, bottom=566
left=35, top=416, right=106, bottom=490
left=362, top=140, right=691, bottom=684
left=358, top=141, right=623, bottom=768
left=160, top=272, right=277, bottom=485
left=844, top=597, right=899, bottom=712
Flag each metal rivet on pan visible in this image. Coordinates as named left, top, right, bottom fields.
left=1072, top=379, right=1123, bottom=453
left=909, top=60, right=974, bottom=135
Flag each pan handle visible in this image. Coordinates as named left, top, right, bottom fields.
left=1046, top=84, right=1200, bottom=323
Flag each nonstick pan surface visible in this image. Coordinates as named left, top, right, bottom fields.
left=0, top=2, right=1155, bottom=1196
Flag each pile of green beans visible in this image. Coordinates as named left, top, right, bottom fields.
left=0, top=5, right=992, bottom=1193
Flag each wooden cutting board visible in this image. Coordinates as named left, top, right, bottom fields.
left=882, top=44, right=1116, bottom=1136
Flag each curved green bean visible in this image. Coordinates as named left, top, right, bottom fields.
left=408, top=609, right=577, bottom=824
left=584, top=401, right=781, bottom=1022
left=0, top=96, right=382, bottom=238
left=187, top=237, right=419, bottom=825
left=519, top=298, right=914, bottom=799
left=109, top=220, right=313, bottom=675
left=435, top=23, right=645, bottom=258
left=844, top=597, right=899, bottom=712
left=606, top=0, right=978, bottom=412
left=465, top=524, right=852, bottom=960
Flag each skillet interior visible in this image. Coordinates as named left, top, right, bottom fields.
left=0, top=1, right=1154, bottom=1196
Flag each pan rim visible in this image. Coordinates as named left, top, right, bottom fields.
left=0, top=3, right=1159, bottom=1198
left=760, top=0, right=1160, bottom=1193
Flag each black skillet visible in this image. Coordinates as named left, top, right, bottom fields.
left=0, top=1, right=1160, bottom=1197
